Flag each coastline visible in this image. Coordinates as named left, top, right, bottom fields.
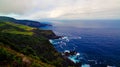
left=0, top=16, right=118, bottom=67
left=0, top=17, right=67, bottom=67
left=48, top=28, right=117, bottom=67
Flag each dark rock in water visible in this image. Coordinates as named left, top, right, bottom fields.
left=64, top=57, right=82, bottom=67
left=0, top=16, right=51, bottom=28
left=62, top=50, right=82, bottom=67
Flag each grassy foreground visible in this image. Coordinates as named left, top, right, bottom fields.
left=0, top=21, right=66, bottom=67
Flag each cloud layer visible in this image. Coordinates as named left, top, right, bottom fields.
left=0, top=0, right=120, bottom=19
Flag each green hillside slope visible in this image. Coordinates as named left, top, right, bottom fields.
left=0, top=21, right=65, bottom=67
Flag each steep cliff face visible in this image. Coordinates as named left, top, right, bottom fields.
left=0, top=20, right=65, bottom=67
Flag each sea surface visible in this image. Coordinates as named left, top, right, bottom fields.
left=41, top=20, right=120, bottom=67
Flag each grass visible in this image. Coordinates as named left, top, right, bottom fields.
left=5, top=22, right=34, bottom=31
left=0, top=21, right=65, bottom=67
left=0, top=22, right=34, bottom=35
left=0, top=45, right=55, bottom=67
left=2, top=30, right=33, bottom=35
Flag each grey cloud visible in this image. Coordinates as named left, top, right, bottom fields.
left=0, top=0, right=120, bottom=19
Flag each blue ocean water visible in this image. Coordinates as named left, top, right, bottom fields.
left=41, top=20, right=120, bottom=66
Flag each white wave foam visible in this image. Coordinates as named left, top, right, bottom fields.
left=61, top=36, right=70, bottom=42
left=82, top=64, right=90, bottom=67
left=49, top=40, right=53, bottom=43
left=107, top=66, right=116, bottom=67
left=76, top=53, right=80, bottom=56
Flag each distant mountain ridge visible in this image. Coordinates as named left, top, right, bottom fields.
left=0, top=16, right=51, bottom=28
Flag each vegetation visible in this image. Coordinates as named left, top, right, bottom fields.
left=0, top=16, right=51, bottom=28
left=0, top=21, right=34, bottom=35
left=0, top=45, right=54, bottom=67
left=0, top=21, right=65, bottom=67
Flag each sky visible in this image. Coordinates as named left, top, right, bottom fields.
left=0, top=0, right=120, bottom=20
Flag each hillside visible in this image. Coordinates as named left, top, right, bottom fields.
left=0, top=16, right=51, bottom=28
left=0, top=21, right=67, bottom=67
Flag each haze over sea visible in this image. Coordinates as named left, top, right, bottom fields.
left=42, top=20, right=120, bottom=67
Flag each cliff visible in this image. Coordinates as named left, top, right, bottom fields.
left=0, top=19, right=66, bottom=67
left=0, top=16, right=51, bottom=28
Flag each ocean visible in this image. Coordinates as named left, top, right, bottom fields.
left=41, top=20, right=120, bottom=67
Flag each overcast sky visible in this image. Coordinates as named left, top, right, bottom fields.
left=0, top=0, right=120, bottom=20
